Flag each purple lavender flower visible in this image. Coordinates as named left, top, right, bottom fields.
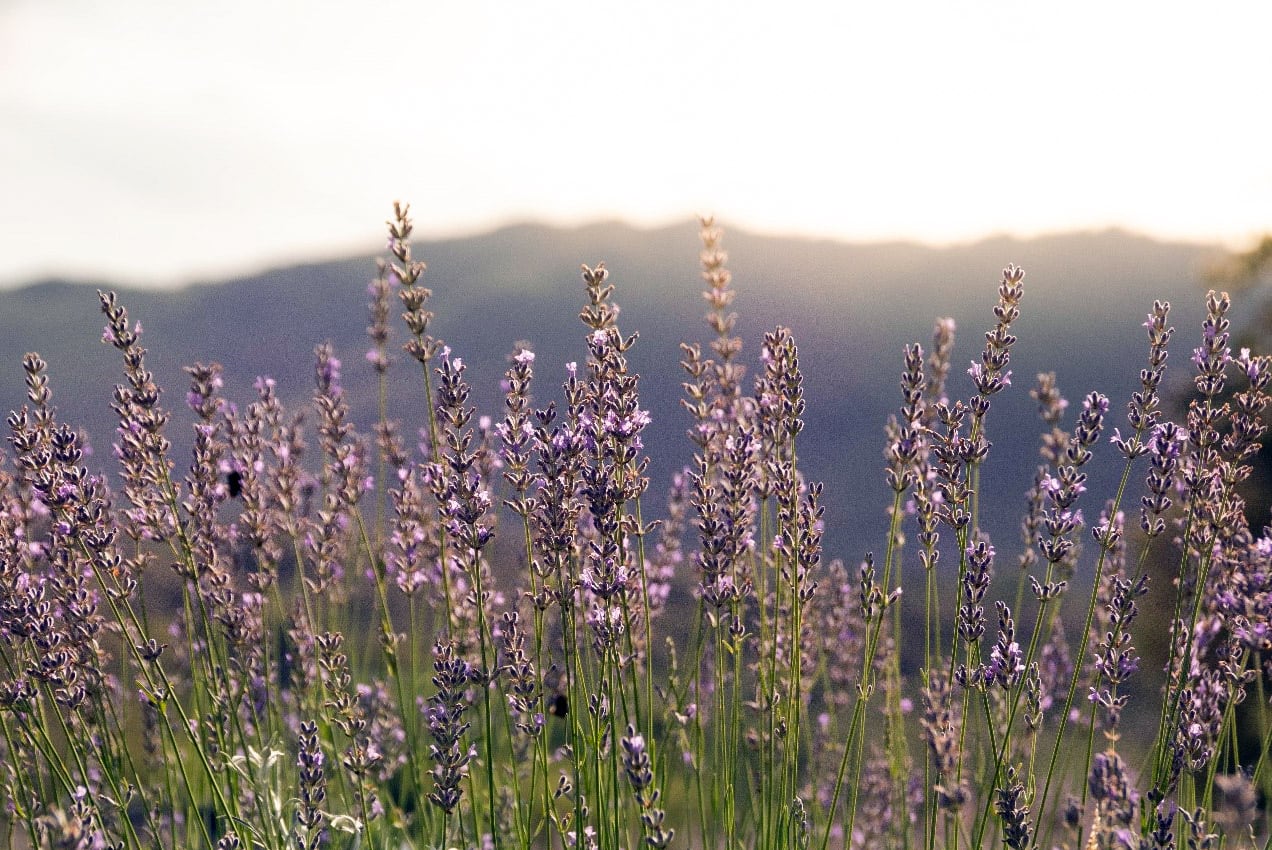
left=98, top=290, right=177, bottom=540
left=968, top=264, right=1025, bottom=420
left=988, top=601, right=1024, bottom=689
left=994, top=764, right=1032, bottom=849
left=957, top=538, right=994, bottom=643
left=295, top=720, right=327, bottom=850
left=621, top=724, right=674, bottom=848
left=425, top=640, right=475, bottom=814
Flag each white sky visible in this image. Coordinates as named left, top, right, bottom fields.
left=2, top=1, right=1270, bottom=286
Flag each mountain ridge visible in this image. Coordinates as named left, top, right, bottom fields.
left=0, top=221, right=1230, bottom=565
left=11, top=221, right=1220, bottom=296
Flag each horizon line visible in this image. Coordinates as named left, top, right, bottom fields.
left=2, top=216, right=1235, bottom=293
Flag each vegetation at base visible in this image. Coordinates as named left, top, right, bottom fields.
left=0, top=205, right=1269, bottom=849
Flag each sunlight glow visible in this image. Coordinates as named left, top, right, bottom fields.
left=2, top=0, right=1270, bottom=285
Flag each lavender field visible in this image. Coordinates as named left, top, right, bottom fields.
left=0, top=204, right=1268, bottom=850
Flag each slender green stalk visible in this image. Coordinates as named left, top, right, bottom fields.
left=1033, top=454, right=1138, bottom=834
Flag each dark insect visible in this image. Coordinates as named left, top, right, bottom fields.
left=548, top=693, right=568, bottom=718
left=226, top=470, right=243, bottom=498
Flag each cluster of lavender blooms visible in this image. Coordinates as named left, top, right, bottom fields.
left=4, top=204, right=1272, bottom=850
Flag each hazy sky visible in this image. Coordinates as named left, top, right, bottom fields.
left=3, top=1, right=1270, bottom=286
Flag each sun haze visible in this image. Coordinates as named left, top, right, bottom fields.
left=2, top=0, right=1270, bottom=286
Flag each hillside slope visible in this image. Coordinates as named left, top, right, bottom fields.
left=0, top=222, right=1223, bottom=564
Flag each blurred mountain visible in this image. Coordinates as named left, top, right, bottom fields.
left=0, top=221, right=1230, bottom=570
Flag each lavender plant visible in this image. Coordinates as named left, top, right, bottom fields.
left=2, top=203, right=1272, bottom=850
